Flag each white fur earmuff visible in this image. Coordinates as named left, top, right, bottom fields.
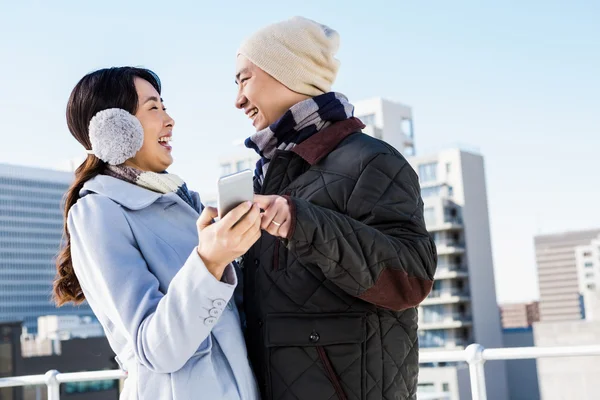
left=87, top=108, right=144, bottom=165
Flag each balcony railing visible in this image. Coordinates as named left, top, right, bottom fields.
left=436, top=240, right=464, bottom=248
left=2, top=344, right=600, bottom=400
left=420, top=338, right=470, bottom=349
left=434, top=265, right=468, bottom=279
left=421, top=313, right=472, bottom=324
left=427, top=289, right=470, bottom=299
left=444, top=216, right=463, bottom=225
left=436, top=264, right=467, bottom=272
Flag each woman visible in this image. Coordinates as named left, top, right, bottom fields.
left=53, top=67, right=261, bottom=399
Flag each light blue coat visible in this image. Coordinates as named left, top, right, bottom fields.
left=68, top=175, right=259, bottom=400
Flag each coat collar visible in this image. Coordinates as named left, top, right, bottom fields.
left=81, top=175, right=163, bottom=210
left=291, top=117, right=365, bottom=165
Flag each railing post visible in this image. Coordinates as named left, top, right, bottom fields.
left=44, top=370, right=60, bottom=400
left=465, top=344, right=487, bottom=400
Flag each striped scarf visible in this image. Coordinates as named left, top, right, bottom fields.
left=245, top=92, right=354, bottom=191
left=104, top=165, right=197, bottom=211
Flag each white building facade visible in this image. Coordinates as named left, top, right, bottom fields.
left=409, top=149, right=508, bottom=400
left=575, top=234, right=600, bottom=321
left=354, top=97, right=415, bottom=156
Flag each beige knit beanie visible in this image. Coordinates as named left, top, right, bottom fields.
left=238, top=16, right=340, bottom=96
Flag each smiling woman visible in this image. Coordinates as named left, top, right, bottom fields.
left=123, top=80, right=175, bottom=172
left=51, top=66, right=262, bottom=400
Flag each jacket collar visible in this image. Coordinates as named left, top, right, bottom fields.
left=291, top=117, right=365, bottom=165
left=81, top=175, right=163, bottom=210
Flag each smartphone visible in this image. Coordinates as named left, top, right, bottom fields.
left=217, top=169, right=254, bottom=219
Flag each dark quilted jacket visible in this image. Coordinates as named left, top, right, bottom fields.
left=242, top=117, right=437, bottom=400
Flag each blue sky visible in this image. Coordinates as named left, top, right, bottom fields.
left=1, top=1, right=598, bottom=303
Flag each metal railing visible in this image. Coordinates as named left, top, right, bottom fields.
left=0, top=369, right=126, bottom=400
left=1, top=343, right=600, bottom=400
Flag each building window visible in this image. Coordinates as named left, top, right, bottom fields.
left=447, top=186, right=454, bottom=197
left=0, top=343, right=13, bottom=374
left=235, top=161, right=246, bottom=172
left=445, top=163, right=451, bottom=173
left=442, top=383, right=450, bottom=392
left=220, top=163, right=232, bottom=176
left=418, top=329, right=447, bottom=348
left=587, top=283, right=596, bottom=290
left=585, top=272, right=595, bottom=279
left=583, top=252, right=592, bottom=257
left=401, top=118, right=413, bottom=138
left=359, top=113, right=376, bottom=126
left=417, top=383, right=435, bottom=393
left=419, top=163, right=438, bottom=183
left=421, top=185, right=442, bottom=198
left=424, top=207, right=436, bottom=227
left=585, top=262, right=594, bottom=268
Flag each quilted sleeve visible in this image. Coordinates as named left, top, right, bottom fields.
left=284, top=153, right=437, bottom=311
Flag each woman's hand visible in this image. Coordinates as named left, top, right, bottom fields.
left=254, top=195, right=292, bottom=239
left=196, top=202, right=261, bottom=280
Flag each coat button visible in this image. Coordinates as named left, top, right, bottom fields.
left=258, top=319, right=263, bottom=327
left=309, top=331, right=320, bottom=343
left=254, top=259, right=259, bottom=266
left=204, top=317, right=217, bottom=326
left=213, top=299, right=226, bottom=308
left=209, top=308, right=221, bottom=317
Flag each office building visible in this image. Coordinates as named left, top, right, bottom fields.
left=410, top=149, right=508, bottom=400
left=534, top=229, right=600, bottom=322
left=0, top=163, right=94, bottom=333
left=502, top=327, right=541, bottom=400
left=575, top=234, right=600, bottom=321
left=354, top=97, right=415, bottom=156
left=499, top=302, right=540, bottom=329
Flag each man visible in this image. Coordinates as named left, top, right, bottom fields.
left=234, top=16, right=437, bottom=400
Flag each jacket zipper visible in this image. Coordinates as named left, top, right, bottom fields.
left=316, top=346, right=348, bottom=400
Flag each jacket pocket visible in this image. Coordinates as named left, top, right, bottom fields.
left=265, top=313, right=366, bottom=400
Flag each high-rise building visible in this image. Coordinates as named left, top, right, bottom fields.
left=354, top=97, right=415, bottom=155
left=0, top=163, right=93, bottom=333
left=534, top=232, right=600, bottom=400
left=575, top=234, right=600, bottom=321
left=499, top=302, right=540, bottom=329
left=534, top=229, right=600, bottom=322
left=409, top=149, right=508, bottom=400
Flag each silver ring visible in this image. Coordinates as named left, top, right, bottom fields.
left=271, top=220, right=281, bottom=227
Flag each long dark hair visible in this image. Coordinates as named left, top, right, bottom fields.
left=53, top=67, right=162, bottom=306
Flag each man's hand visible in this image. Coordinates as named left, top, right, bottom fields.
left=254, top=195, right=292, bottom=238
